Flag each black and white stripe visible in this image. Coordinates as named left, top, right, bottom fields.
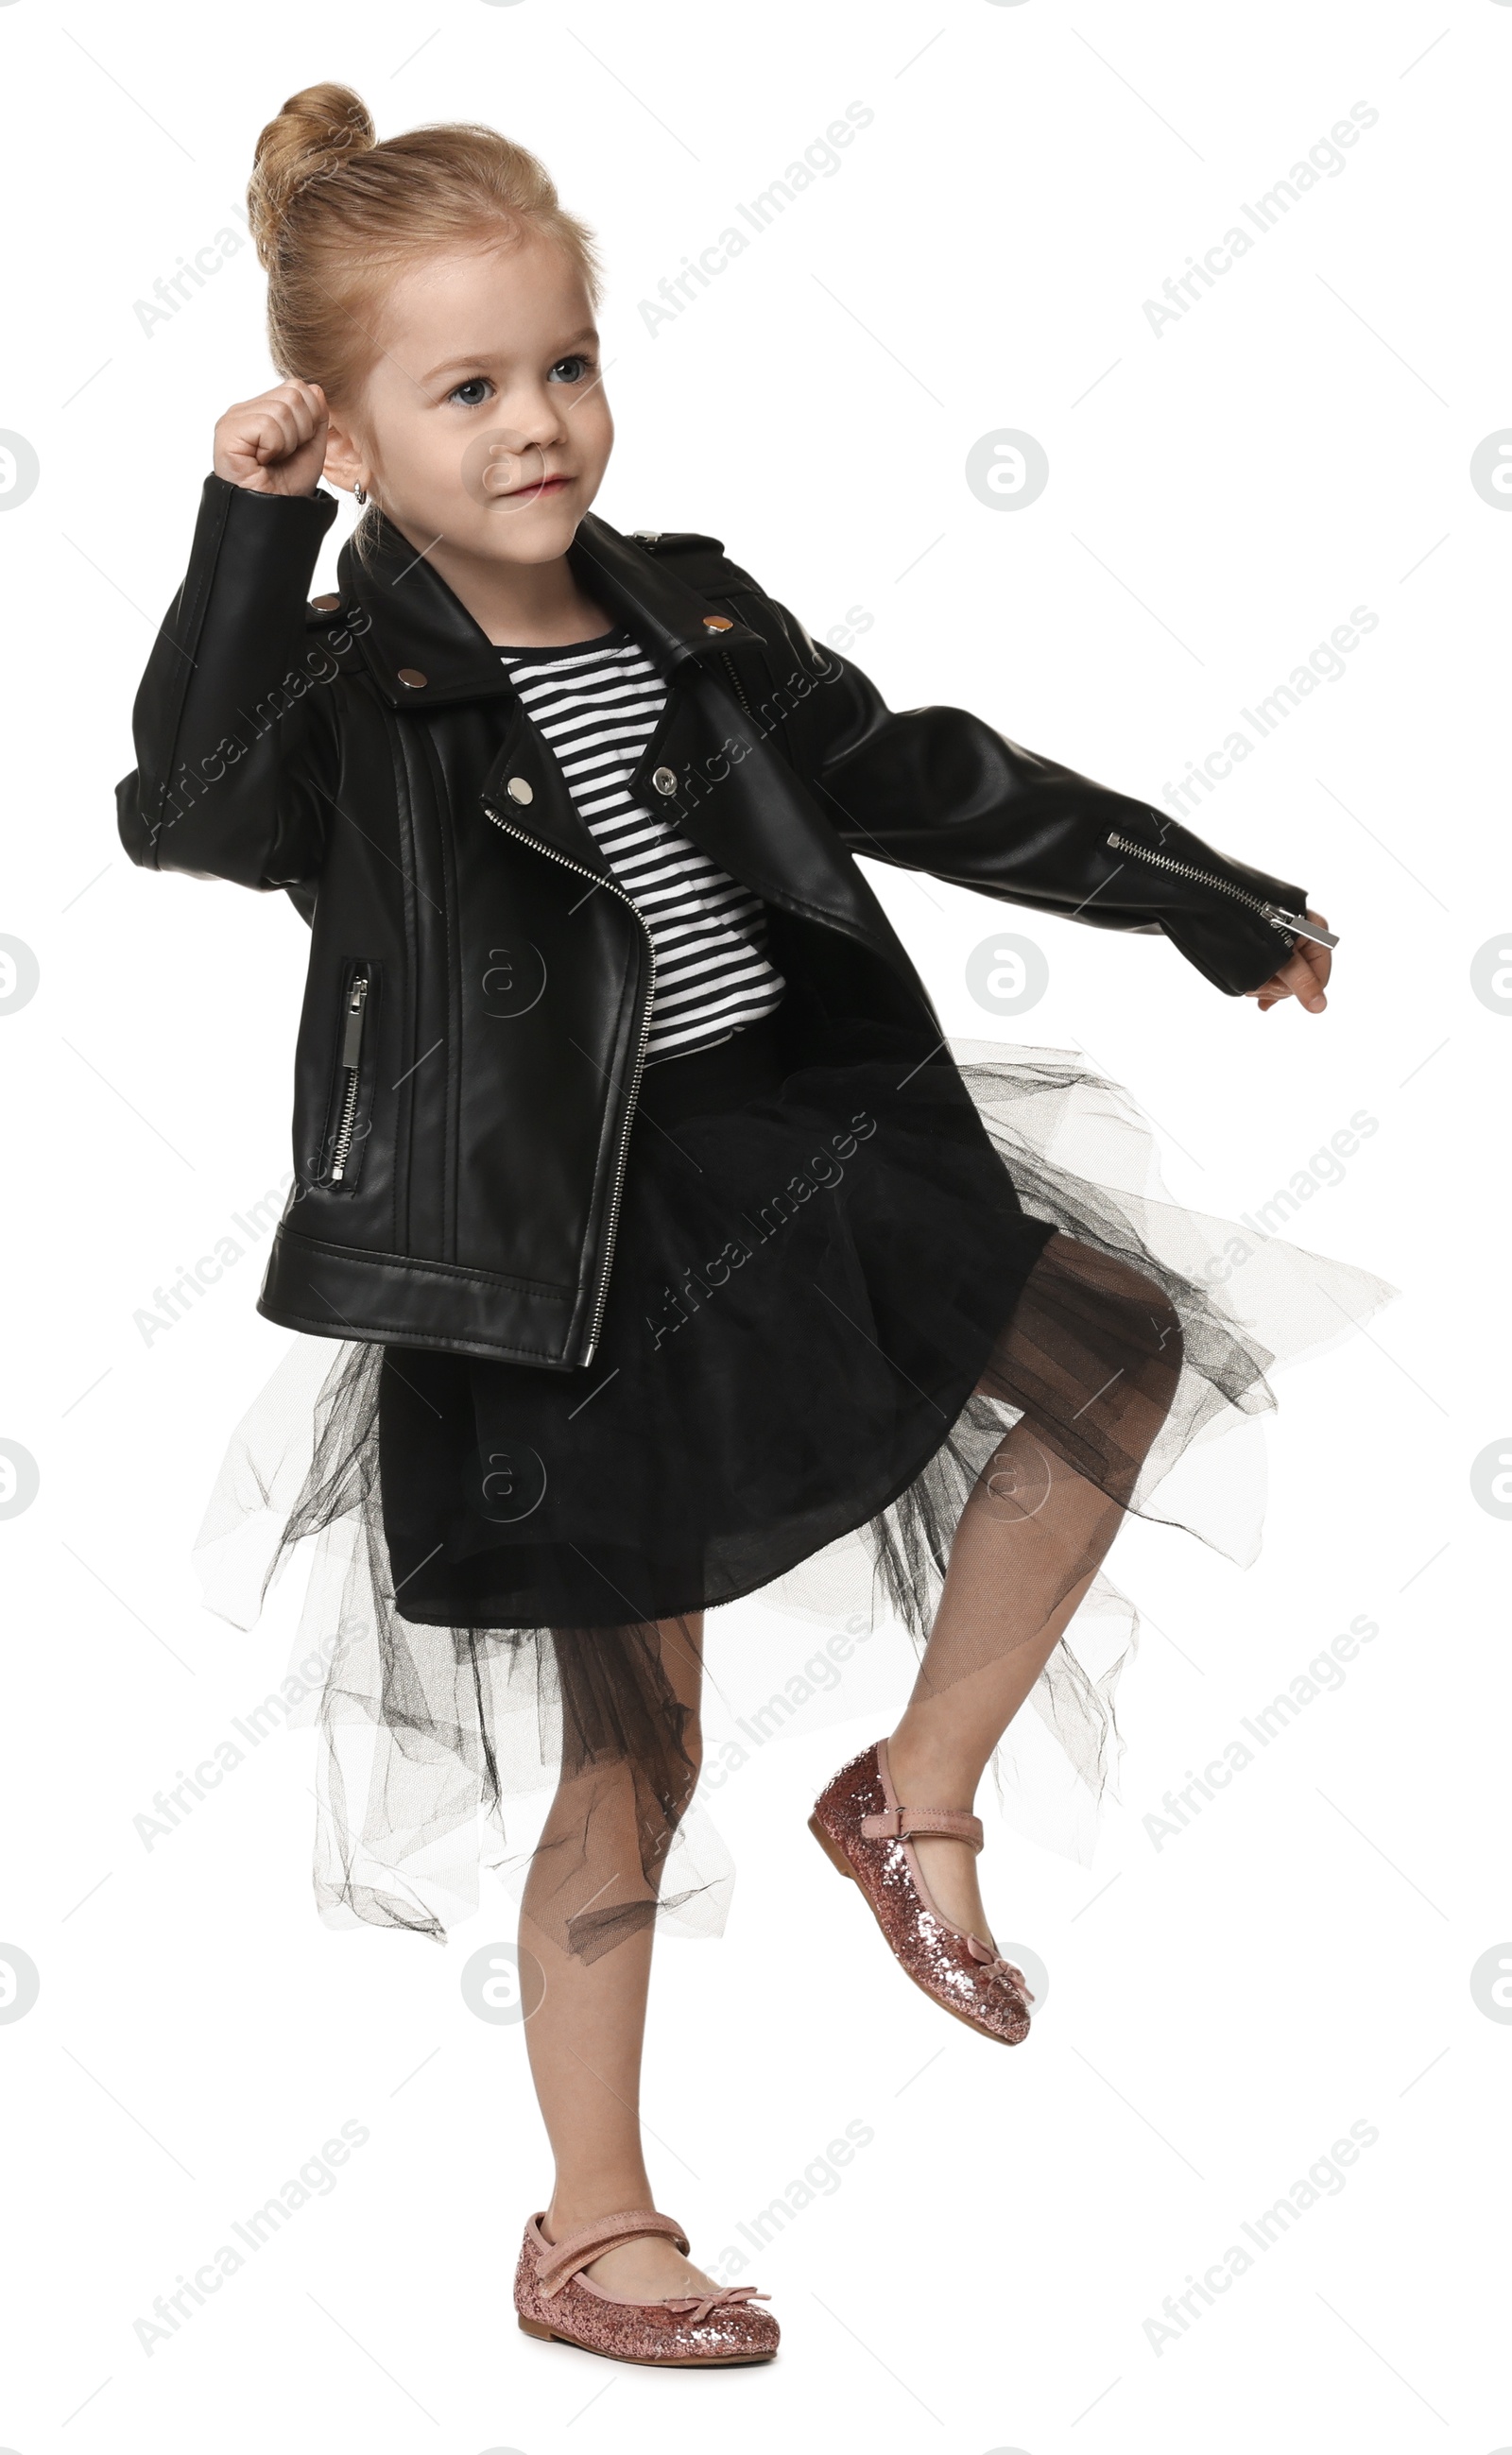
left=497, top=627, right=787, bottom=1065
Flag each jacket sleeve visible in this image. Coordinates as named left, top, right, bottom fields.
left=753, top=596, right=1313, bottom=1000
left=115, top=472, right=343, bottom=891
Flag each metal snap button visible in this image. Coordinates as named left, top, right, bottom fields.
left=652, top=766, right=678, bottom=797
left=506, top=776, right=534, bottom=805
left=310, top=593, right=342, bottom=613
left=397, top=667, right=428, bottom=688
left=701, top=614, right=732, bottom=631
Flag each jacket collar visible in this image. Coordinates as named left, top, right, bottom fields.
left=334, top=497, right=765, bottom=711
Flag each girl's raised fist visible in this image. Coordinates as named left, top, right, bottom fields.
left=213, top=379, right=329, bottom=496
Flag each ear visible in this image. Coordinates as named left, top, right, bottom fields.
left=320, top=409, right=365, bottom=497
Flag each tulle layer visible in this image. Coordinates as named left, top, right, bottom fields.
left=192, top=1029, right=1396, bottom=1949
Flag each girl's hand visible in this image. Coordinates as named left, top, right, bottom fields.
left=213, top=380, right=330, bottom=496
left=1246, top=914, right=1332, bottom=1014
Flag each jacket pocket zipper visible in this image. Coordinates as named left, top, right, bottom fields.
left=483, top=805, right=657, bottom=1365
left=329, top=966, right=370, bottom=1183
left=1105, top=832, right=1338, bottom=949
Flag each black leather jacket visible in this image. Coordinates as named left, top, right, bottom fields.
left=116, top=474, right=1313, bottom=1370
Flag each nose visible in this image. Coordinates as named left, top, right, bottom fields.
left=513, top=381, right=573, bottom=447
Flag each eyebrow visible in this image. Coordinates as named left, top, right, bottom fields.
left=421, top=329, right=599, bottom=386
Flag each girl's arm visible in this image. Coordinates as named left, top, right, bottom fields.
left=753, top=597, right=1320, bottom=1004
left=116, top=445, right=341, bottom=893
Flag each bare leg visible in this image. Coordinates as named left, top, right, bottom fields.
left=887, top=1434, right=1118, bottom=1942
left=889, top=1232, right=1183, bottom=1944
left=521, top=1611, right=721, bottom=2299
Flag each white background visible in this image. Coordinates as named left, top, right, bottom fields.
left=0, top=0, right=1505, bottom=2447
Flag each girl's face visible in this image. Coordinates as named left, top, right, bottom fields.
left=324, top=231, right=613, bottom=566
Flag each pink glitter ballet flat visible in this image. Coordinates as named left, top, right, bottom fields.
left=810, top=1737, right=1034, bottom=2046
left=514, top=2208, right=778, bottom=2367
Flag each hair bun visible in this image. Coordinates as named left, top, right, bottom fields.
left=248, top=82, right=377, bottom=269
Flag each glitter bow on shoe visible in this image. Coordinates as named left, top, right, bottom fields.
left=966, top=1931, right=1033, bottom=1992
left=665, top=2285, right=772, bottom=2326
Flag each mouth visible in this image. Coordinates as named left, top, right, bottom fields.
left=498, top=473, right=574, bottom=500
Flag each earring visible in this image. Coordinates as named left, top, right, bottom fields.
left=354, top=484, right=368, bottom=506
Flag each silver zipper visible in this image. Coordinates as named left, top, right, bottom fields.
left=329, top=967, right=370, bottom=1182
left=484, top=804, right=656, bottom=1365
left=1106, top=832, right=1338, bottom=948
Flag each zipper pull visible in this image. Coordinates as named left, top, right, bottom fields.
left=340, top=972, right=369, bottom=1071
left=1266, top=907, right=1339, bottom=950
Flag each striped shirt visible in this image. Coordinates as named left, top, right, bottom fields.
left=497, top=626, right=787, bottom=1066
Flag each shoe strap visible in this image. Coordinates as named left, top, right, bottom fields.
left=860, top=1805, right=985, bottom=1850
left=534, top=2208, right=689, bottom=2298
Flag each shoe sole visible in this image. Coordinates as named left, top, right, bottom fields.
left=518, top=2314, right=775, bottom=2365
left=807, top=1811, right=1029, bottom=2048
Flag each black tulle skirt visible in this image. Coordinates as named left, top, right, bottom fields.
left=378, top=1013, right=1057, bottom=1632
left=193, top=1019, right=1396, bottom=1947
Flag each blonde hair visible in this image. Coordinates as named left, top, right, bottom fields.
left=246, top=81, right=603, bottom=555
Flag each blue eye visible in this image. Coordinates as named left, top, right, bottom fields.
left=449, top=377, right=492, bottom=408
left=549, top=355, right=593, bottom=385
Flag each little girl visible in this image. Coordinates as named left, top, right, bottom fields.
left=118, top=82, right=1392, bottom=2369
